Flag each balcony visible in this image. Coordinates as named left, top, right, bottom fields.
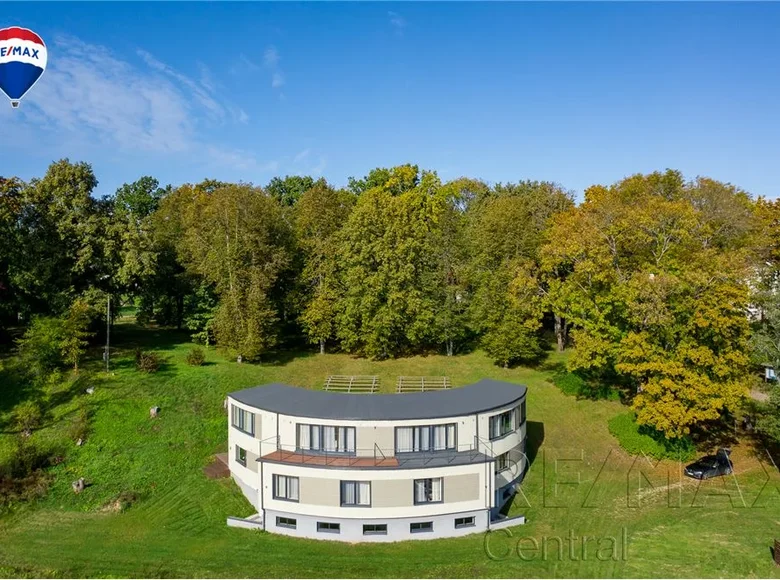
left=257, top=436, right=496, bottom=469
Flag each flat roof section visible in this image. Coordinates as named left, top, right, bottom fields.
left=229, top=378, right=527, bottom=421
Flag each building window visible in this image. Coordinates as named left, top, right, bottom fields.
left=273, top=474, right=299, bottom=502
left=414, top=477, right=443, bottom=504
left=455, top=516, right=476, bottom=528
left=495, top=451, right=510, bottom=473
left=395, top=424, right=456, bottom=453
left=519, top=400, right=526, bottom=425
left=341, top=481, right=371, bottom=506
left=231, top=405, right=255, bottom=436
left=235, top=445, right=247, bottom=467
left=410, top=521, right=433, bottom=533
left=489, top=408, right=516, bottom=440
left=297, top=424, right=356, bottom=454
left=363, top=524, right=387, bottom=535
left=276, top=516, right=296, bottom=529
left=317, top=522, right=340, bottom=533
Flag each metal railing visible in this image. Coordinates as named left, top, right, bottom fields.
left=396, top=376, right=451, bottom=392
left=258, top=436, right=491, bottom=468
left=324, top=375, right=380, bottom=393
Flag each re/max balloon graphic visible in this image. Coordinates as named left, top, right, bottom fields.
left=0, top=26, right=47, bottom=108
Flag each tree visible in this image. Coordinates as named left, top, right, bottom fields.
left=177, top=182, right=293, bottom=360
left=468, top=181, right=573, bottom=365
left=266, top=175, right=316, bottom=207
left=11, top=160, right=110, bottom=316
left=16, top=316, right=66, bottom=382
left=295, top=181, right=354, bottom=353
left=335, top=168, right=447, bottom=358
left=0, top=177, right=25, bottom=332
left=111, top=176, right=169, bottom=293
left=541, top=170, right=757, bottom=438
left=60, top=298, right=97, bottom=373
left=347, top=165, right=419, bottom=196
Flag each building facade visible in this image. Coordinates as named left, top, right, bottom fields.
left=226, top=379, right=527, bottom=542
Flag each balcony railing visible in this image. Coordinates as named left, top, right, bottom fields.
left=257, top=436, right=496, bottom=468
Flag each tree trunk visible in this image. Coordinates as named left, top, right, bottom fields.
left=446, top=339, right=453, bottom=357
left=319, top=339, right=325, bottom=355
left=555, top=315, right=567, bottom=352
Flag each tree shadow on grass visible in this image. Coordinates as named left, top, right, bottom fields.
left=0, top=364, right=37, bottom=418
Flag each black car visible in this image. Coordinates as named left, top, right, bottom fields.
left=684, top=448, right=733, bottom=480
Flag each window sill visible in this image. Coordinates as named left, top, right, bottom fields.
left=272, top=496, right=299, bottom=503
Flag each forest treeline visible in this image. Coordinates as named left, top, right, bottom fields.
left=3, top=160, right=780, bottom=442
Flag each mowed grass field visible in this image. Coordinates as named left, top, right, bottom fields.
left=1, top=314, right=780, bottom=578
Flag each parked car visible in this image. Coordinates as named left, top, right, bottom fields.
left=684, top=448, right=733, bottom=480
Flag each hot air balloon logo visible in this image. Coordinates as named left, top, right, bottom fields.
left=0, top=26, right=47, bottom=108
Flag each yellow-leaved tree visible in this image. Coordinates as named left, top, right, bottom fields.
left=541, top=170, right=758, bottom=439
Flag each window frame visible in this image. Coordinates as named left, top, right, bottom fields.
left=316, top=521, right=341, bottom=534
left=296, top=423, right=357, bottom=455
left=276, top=516, right=297, bottom=529
left=489, top=408, right=516, bottom=440
left=362, top=523, right=388, bottom=535
left=272, top=474, right=299, bottom=502
left=410, top=521, right=434, bottom=533
left=413, top=477, right=444, bottom=505
left=495, top=451, right=510, bottom=474
left=455, top=516, right=476, bottom=529
left=235, top=445, right=247, bottom=467
left=395, top=423, right=457, bottom=454
left=231, top=405, right=255, bottom=436
left=340, top=480, right=372, bottom=507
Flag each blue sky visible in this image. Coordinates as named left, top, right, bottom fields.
left=2, top=2, right=780, bottom=200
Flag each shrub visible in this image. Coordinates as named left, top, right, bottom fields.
left=608, top=412, right=696, bottom=461
left=185, top=346, right=206, bottom=366
left=135, top=350, right=162, bottom=373
left=12, top=401, right=43, bottom=434
left=552, top=371, right=621, bottom=401
left=67, top=404, right=90, bottom=443
left=0, top=438, right=53, bottom=508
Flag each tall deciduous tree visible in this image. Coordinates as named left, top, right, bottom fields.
left=336, top=168, right=445, bottom=358
left=468, top=181, right=573, bottom=365
left=177, top=182, right=293, bottom=360
left=542, top=170, right=757, bottom=438
left=295, top=181, right=354, bottom=353
left=266, top=175, right=316, bottom=207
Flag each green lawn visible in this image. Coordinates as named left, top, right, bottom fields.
left=1, top=316, right=779, bottom=578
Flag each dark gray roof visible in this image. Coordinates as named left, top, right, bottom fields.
left=228, top=379, right=527, bottom=421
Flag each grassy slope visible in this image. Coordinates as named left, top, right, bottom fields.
left=0, top=317, right=779, bottom=578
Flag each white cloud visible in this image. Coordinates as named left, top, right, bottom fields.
left=4, top=35, right=272, bottom=173
left=293, top=149, right=311, bottom=163
left=312, top=156, right=327, bottom=176
left=263, top=46, right=280, bottom=68
left=271, top=72, right=285, bottom=89
left=388, top=11, right=407, bottom=34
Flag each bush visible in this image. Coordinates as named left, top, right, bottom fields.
left=12, top=401, right=43, bottom=434
left=135, top=350, right=162, bottom=373
left=0, top=438, right=53, bottom=508
left=608, top=412, right=696, bottom=461
left=185, top=346, right=206, bottom=366
left=552, top=371, right=621, bottom=401
left=67, top=404, right=90, bottom=443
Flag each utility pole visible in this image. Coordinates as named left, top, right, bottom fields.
left=105, top=294, right=110, bottom=373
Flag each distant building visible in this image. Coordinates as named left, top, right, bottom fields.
left=226, top=379, right=528, bottom=541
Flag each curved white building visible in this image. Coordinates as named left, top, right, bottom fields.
left=226, top=379, right=528, bottom=541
